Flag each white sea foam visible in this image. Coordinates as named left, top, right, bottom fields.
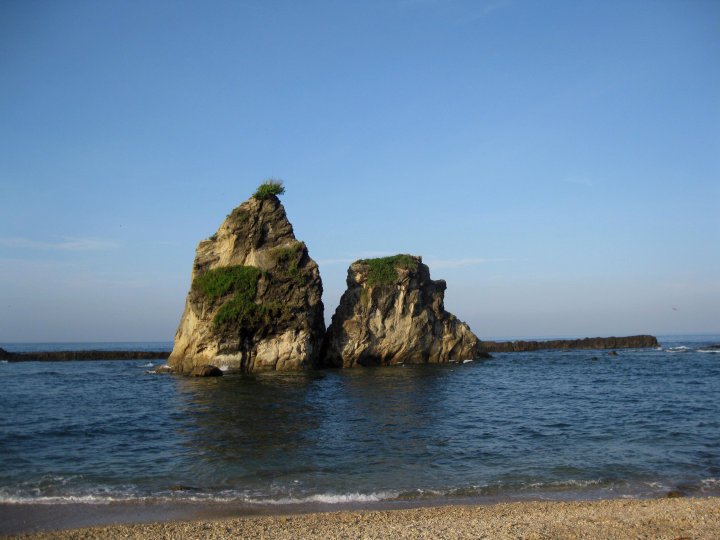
left=697, top=349, right=720, bottom=354
left=0, top=494, right=132, bottom=505
left=0, top=490, right=400, bottom=506
left=701, top=478, right=720, bottom=489
left=665, top=346, right=691, bottom=353
left=141, top=362, right=154, bottom=367
left=249, top=491, right=399, bottom=505
left=462, top=359, right=473, bottom=364
left=525, top=479, right=603, bottom=489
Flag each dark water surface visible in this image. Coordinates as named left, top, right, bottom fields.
left=1, top=336, right=719, bottom=531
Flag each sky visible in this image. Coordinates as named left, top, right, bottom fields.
left=1, top=0, right=718, bottom=342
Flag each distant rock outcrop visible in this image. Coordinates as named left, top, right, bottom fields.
left=168, top=183, right=325, bottom=373
left=323, top=255, right=486, bottom=367
left=0, top=348, right=170, bottom=362
left=480, top=335, right=659, bottom=353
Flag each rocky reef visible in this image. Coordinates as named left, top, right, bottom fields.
left=168, top=183, right=325, bottom=373
left=480, top=335, right=659, bottom=353
left=323, top=255, right=486, bottom=367
left=0, top=348, right=170, bottom=362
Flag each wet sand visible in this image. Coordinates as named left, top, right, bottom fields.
left=7, top=497, right=720, bottom=539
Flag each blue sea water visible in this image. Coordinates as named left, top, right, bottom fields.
left=1, top=336, right=719, bottom=510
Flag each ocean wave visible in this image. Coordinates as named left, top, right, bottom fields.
left=398, top=479, right=613, bottom=500
left=665, top=346, right=691, bottom=353
left=697, top=349, right=720, bottom=354
left=0, top=490, right=400, bottom=506
left=140, top=362, right=154, bottom=367
left=525, top=479, right=604, bottom=489
left=4, top=477, right=716, bottom=506
left=0, top=494, right=135, bottom=505
left=701, top=478, right=720, bottom=489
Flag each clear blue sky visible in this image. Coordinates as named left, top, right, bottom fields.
left=1, top=0, right=718, bottom=342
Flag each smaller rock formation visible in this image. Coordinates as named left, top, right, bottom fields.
left=323, top=255, right=486, bottom=367
left=190, top=365, right=223, bottom=377
left=154, top=365, right=174, bottom=374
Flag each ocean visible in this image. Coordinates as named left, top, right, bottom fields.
left=1, top=335, right=719, bottom=532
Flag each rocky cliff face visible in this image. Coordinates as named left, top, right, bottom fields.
left=168, top=194, right=325, bottom=373
left=323, top=255, right=485, bottom=367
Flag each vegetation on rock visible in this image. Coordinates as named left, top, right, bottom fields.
left=253, top=179, right=285, bottom=200
left=358, top=254, right=419, bottom=287
left=214, top=294, right=283, bottom=330
left=192, top=265, right=278, bottom=329
left=270, top=242, right=306, bottom=284
left=193, top=265, right=261, bottom=300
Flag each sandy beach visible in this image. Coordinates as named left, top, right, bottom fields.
left=8, top=497, right=719, bottom=540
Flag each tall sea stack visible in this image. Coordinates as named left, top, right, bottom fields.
left=168, top=183, right=325, bottom=373
left=323, top=255, right=486, bottom=367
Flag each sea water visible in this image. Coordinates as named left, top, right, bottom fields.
left=1, top=336, right=718, bottom=516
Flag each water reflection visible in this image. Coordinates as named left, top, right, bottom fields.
left=165, top=349, right=720, bottom=499
left=171, top=365, right=465, bottom=494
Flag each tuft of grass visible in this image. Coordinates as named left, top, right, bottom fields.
left=357, top=254, right=418, bottom=287
left=253, top=179, right=285, bottom=200
left=193, top=266, right=261, bottom=301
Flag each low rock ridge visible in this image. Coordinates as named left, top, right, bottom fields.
left=168, top=185, right=325, bottom=374
left=480, top=335, right=659, bottom=353
left=0, top=348, right=170, bottom=362
left=323, top=255, right=487, bottom=367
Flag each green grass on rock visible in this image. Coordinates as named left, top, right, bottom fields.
left=358, top=254, right=419, bottom=287
left=193, top=266, right=261, bottom=300
left=192, top=265, right=278, bottom=329
left=253, top=179, right=285, bottom=200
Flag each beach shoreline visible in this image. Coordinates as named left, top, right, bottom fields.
left=5, top=496, right=719, bottom=539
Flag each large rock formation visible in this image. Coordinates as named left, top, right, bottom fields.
left=168, top=189, right=325, bottom=373
left=323, top=255, right=486, bottom=367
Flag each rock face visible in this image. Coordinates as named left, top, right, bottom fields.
left=168, top=194, right=325, bottom=373
left=323, top=255, right=485, bottom=367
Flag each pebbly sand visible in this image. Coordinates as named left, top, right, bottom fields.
left=7, top=497, right=720, bottom=539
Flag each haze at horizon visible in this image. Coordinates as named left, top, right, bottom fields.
left=1, top=0, right=718, bottom=342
